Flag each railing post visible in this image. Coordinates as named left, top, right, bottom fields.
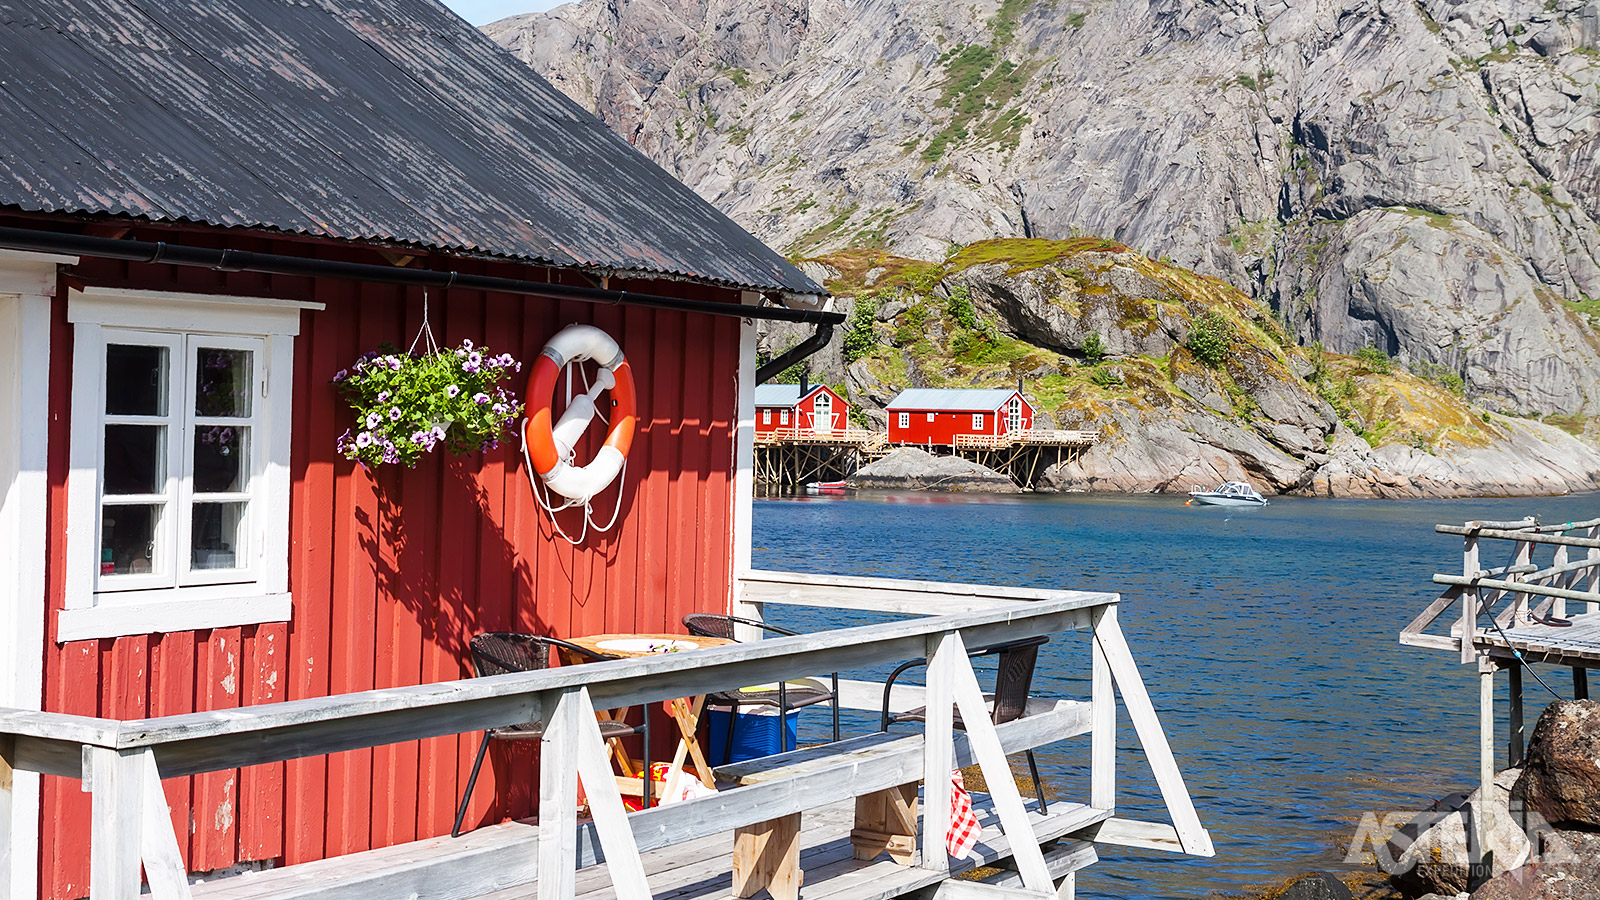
left=920, top=631, right=956, bottom=877
left=85, top=747, right=144, bottom=900
left=1461, top=533, right=1479, bottom=664
left=1586, top=526, right=1599, bottom=615
left=1552, top=542, right=1570, bottom=620
left=539, top=689, right=582, bottom=900
left=1090, top=606, right=1115, bottom=812
left=1509, top=540, right=1532, bottom=625
left=1, top=735, right=13, bottom=900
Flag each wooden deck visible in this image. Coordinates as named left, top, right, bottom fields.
left=192, top=795, right=1106, bottom=900
left=0, top=569, right=1212, bottom=900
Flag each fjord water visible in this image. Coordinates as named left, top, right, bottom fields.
left=753, top=491, right=1600, bottom=899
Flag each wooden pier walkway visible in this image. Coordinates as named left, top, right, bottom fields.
left=1401, top=516, right=1600, bottom=883
left=0, top=571, right=1211, bottom=900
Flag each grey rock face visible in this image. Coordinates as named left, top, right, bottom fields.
left=488, top=0, right=1600, bottom=416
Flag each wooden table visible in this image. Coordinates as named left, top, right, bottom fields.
left=563, top=633, right=732, bottom=796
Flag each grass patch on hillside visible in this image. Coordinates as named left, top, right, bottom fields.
left=918, top=0, right=1039, bottom=162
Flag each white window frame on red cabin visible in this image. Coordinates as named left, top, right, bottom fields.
left=762, top=408, right=771, bottom=424
left=926, top=412, right=935, bottom=422
left=972, top=413, right=985, bottom=430
left=59, top=287, right=320, bottom=642
left=898, top=412, right=910, bottom=428
left=780, top=409, right=790, bottom=425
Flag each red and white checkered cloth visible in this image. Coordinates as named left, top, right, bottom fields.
left=946, top=769, right=980, bottom=858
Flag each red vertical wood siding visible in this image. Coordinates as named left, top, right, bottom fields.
left=35, top=231, right=741, bottom=898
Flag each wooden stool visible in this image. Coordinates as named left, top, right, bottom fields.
left=732, top=813, right=803, bottom=900
left=849, top=782, right=919, bottom=865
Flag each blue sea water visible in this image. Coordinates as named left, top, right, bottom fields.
left=751, top=491, right=1600, bottom=899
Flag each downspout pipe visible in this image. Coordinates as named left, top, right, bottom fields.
left=756, top=322, right=833, bottom=384
left=0, top=225, right=843, bottom=326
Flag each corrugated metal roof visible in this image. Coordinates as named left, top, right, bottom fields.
left=754, top=384, right=809, bottom=406
left=0, top=0, right=821, bottom=295
left=886, top=388, right=1019, bottom=412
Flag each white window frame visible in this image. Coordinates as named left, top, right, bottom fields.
left=60, top=287, right=320, bottom=642
left=780, top=409, right=790, bottom=425
left=972, top=413, right=985, bottom=430
left=762, top=408, right=771, bottom=425
left=926, top=412, right=935, bottom=422
left=813, top=391, right=832, bottom=435
left=897, top=412, right=910, bottom=428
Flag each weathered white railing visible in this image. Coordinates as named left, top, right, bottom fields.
left=1401, top=517, right=1600, bottom=883
left=1401, top=517, right=1600, bottom=662
left=0, top=573, right=1210, bottom=900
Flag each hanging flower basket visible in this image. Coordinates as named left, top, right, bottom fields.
left=333, top=339, right=524, bottom=468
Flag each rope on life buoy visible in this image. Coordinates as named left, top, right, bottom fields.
left=521, top=324, right=636, bottom=545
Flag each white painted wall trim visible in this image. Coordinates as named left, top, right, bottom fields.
left=0, top=251, right=67, bottom=900
left=731, top=293, right=759, bottom=619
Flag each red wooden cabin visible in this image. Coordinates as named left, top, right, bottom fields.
left=0, top=1, right=832, bottom=897
left=886, top=389, right=1034, bottom=445
left=753, top=381, right=850, bottom=436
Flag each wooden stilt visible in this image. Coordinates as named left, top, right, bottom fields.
left=1574, top=667, right=1589, bottom=700
left=1508, top=662, right=1524, bottom=768
left=1474, top=656, right=1495, bottom=888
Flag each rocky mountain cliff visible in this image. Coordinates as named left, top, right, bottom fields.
left=490, top=0, right=1600, bottom=419
left=786, top=238, right=1600, bottom=497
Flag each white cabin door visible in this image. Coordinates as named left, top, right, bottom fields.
left=1007, top=397, right=1022, bottom=434
left=813, top=392, right=833, bottom=435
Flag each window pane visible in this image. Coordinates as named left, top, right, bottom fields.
left=194, top=425, right=249, bottom=493
left=103, top=424, right=166, bottom=494
left=101, top=504, right=160, bottom=575
left=192, top=501, right=247, bottom=570
left=105, top=344, right=168, bottom=416
left=195, top=348, right=252, bottom=418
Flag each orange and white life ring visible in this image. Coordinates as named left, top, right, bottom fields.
left=523, top=324, right=636, bottom=505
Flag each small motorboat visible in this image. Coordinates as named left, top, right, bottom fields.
left=805, top=480, right=848, bottom=493
left=1186, top=481, right=1269, bottom=507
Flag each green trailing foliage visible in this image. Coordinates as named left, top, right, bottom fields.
left=1081, top=331, right=1106, bottom=362
left=1353, top=345, right=1392, bottom=374
left=1410, top=359, right=1466, bottom=395
left=841, top=297, right=880, bottom=364
left=946, top=284, right=980, bottom=330
left=1088, top=365, right=1123, bottom=388
left=1185, top=311, right=1234, bottom=367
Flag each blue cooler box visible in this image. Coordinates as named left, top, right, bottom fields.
left=705, top=708, right=800, bottom=766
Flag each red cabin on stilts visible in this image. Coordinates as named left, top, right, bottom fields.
left=754, top=380, right=851, bottom=437
left=885, top=388, right=1034, bottom=446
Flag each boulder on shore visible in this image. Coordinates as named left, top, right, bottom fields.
left=849, top=448, right=1019, bottom=493
left=1387, top=768, right=1530, bottom=897
left=1512, top=700, right=1600, bottom=831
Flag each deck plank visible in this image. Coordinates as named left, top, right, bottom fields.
left=193, top=794, right=1107, bottom=900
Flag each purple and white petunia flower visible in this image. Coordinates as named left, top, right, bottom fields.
left=377, top=391, right=390, bottom=403
left=473, top=392, right=490, bottom=405
left=389, top=407, right=402, bottom=422
left=366, top=411, right=381, bottom=429
left=446, top=384, right=460, bottom=398
left=355, top=432, right=374, bottom=448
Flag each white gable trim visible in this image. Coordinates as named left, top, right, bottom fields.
left=0, top=251, right=67, bottom=900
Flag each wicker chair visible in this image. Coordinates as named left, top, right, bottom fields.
left=878, top=635, right=1050, bottom=813
left=451, top=632, right=650, bottom=837
left=681, top=613, right=841, bottom=755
